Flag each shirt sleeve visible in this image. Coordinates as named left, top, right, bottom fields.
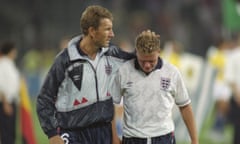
left=110, top=70, right=122, bottom=104
left=174, top=69, right=191, bottom=107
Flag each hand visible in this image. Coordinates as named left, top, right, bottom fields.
left=49, top=135, right=65, bottom=144
left=3, top=102, right=13, bottom=116
left=112, top=137, right=121, bottom=144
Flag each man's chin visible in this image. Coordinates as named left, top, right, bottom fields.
left=144, top=69, right=153, bottom=73
left=103, top=43, right=110, bottom=48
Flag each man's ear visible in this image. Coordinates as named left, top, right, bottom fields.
left=88, top=27, right=96, bottom=38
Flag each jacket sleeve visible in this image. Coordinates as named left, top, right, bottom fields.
left=107, top=43, right=136, bottom=60
left=36, top=52, right=66, bottom=138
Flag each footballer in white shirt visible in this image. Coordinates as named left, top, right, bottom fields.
left=111, top=30, right=198, bottom=144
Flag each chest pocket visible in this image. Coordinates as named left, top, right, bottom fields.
left=67, top=62, right=84, bottom=91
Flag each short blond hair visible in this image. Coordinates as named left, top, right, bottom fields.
left=135, top=30, right=160, bottom=54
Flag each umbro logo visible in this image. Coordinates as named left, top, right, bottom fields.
left=126, top=82, right=133, bottom=87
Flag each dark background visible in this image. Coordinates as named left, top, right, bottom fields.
left=0, top=0, right=237, bottom=59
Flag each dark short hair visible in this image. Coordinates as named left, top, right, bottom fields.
left=0, top=41, right=16, bottom=55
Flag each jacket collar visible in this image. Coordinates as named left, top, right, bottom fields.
left=67, top=35, right=108, bottom=61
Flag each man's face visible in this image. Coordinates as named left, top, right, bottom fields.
left=136, top=50, right=160, bottom=73
left=93, top=18, right=114, bottom=48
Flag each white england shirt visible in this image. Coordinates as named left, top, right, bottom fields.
left=111, top=58, right=190, bottom=138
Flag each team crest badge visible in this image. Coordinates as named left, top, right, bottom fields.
left=161, top=77, right=170, bottom=90
left=105, top=64, right=112, bottom=75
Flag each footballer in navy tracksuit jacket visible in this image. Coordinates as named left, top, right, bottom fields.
left=36, top=35, right=134, bottom=144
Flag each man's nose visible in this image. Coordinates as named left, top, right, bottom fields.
left=144, top=62, right=151, bottom=68
left=110, top=30, right=114, bottom=37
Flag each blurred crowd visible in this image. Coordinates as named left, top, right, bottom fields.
left=0, top=0, right=232, bottom=58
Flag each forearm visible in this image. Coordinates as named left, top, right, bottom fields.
left=111, top=104, right=123, bottom=144
left=0, top=92, right=7, bottom=103
left=180, top=104, right=198, bottom=144
left=111, top=119, right=121, bottom=144
left=0, top=91, right=13, bottom=115
left=36, top=90, right=58, bottom=137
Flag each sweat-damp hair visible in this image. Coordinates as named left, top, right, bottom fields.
left=135, top=30, right=160, bottom=54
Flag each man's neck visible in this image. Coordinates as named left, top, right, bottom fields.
left=80, top=37, right=99, bottom=60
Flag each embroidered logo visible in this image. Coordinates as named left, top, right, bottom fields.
left=160, top=77, right=170, bottom=90
left=105, top=64, right=112, bottom=75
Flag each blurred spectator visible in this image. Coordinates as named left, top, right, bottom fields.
left=21, top=48, right=56, bottom=98
left=161, top=40, right=184, bottom=68
left=59, top=36, right=72, bottom=50
left=0, top=41, right=20, bottom=144
left=161, top=40, right=203, bottom=95
left=225, top=34, right=240, bottom=144
left=207, top=38, right=232, bottom=142
left=21, top=49, right=42, bottom=97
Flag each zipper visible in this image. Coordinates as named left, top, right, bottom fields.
left=94, top=69, right=99, bottom=101
left=87, top=52, right=108, bottom=102
left=87, top=61, right=100, bottom=102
